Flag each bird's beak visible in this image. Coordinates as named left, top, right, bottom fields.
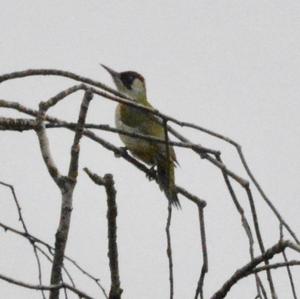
left=100, top=64, right=120, bottom=80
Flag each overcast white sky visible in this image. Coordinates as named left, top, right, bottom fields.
left=0, top=1, right=300, bottom=298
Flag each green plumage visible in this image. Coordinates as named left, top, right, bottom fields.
left=117, top=103, right=180, bottom=208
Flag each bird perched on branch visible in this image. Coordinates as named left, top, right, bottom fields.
left=102, top=64, right=180, bottom=208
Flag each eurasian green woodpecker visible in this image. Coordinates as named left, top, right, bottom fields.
left=102, top=64, right=180, bottom=208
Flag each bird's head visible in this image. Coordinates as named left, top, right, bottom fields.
left=101, top=64, right=147, bottom=102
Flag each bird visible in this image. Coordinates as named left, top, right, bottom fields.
left=101, top=64, right=180, bottom=208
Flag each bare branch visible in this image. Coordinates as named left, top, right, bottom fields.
left=1, top=69, right=299, bottom=298
left=48, top=90, right=93, bottom=299
left=165, top=202, right=174, bottom=299
left=175, top=186, right=206, bottom=208
left=0, top=69, right=122, bottom=99
left=84, top=168, right=122, bottom=299
left=40, top=84, right=85, bottom=111
left=0, top=273, right=94, bottom=299
left=1, top=70, right=299, bottom=242
left=0, top=99, right=41, bottom=117
left=0, top=70, right=269, bottom=189
left=0, top=117, right=36, bottom=131
left=0, top=117, right=219, bottom=156
left=1, top=89, right=250, bottom=190
left=210, top=240, right=300, bottom=299
left=0, top=181, right=46, bottom=299
left=68, top=90, right=93, bottom=180
left=215, top=155, right=266, bottom=298
left=0, top=69, right=202, bottom=124
left=253, top=260, right=300, bottom=275
left=0, top=220, right=108, bottom=297
left=35, top=246, right=76, bottom=288
left=282, top=250, right=298, bottom=299
left=35, top=114, right=62, bottom=187
left=237, top=148, right=299, bottom=244
left=167, top=126, right=249, bottom=187
left=245, top=185, right=277, bottom=298
left=167, top=117, right=300, bottom=244
left=194, top=206, right=208, bottom=299
left=0, top=111, right=208, bottom=208
left=163, top=119, right=172, bottom=193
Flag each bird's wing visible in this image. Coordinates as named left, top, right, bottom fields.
left=138, top=112, right=178, bottom=165
left=118, top=102, right=178, bottom=164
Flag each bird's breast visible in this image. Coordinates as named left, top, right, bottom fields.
left=115, top=104, right=156, bottom=165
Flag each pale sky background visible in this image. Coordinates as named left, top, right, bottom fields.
left=0, top=1, right=300, bottom=298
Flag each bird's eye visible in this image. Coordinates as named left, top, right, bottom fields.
left=120, top=72, right=136, bottom=89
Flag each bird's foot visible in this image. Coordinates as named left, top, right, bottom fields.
left=146, top=165, right=156, bottom=181
left=115, top=146, right=128, bottom=158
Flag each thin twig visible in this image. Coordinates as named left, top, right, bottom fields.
left=167, top=126, right=249, bottom=187
left=210, top=240, right=300, bottom=299
left=0, top=69, right=123, bottom=99
left=236, top=147, right=299, bottom=244
left=279, top=225, right=298, bottom=299
left=282, top=250, right=298, bottom=299
left=35, top=246, right=77, bottom=289
left=0, top=181, right=46, bottom=299
left=40, top=84, right=85, bottom=111
left=194, top=206, right=208, bottom=299
left=0, top=220, right=108, bottom=297
left=0, top=273, right=94, bottom=299
left=167, top=118, right=299, bottom=245
left=252, top=260, right=300, bottom=275
left=34, top=246, right=77, bottom=299
left=245, top=185, right=277, bottom=298
left=163, top=119, right=172, bottom=194
left=166, top=201, right=174, bottom=299
left=214, top=155, right=265, bottom=298
left=62, top=254, right=108, bottom=298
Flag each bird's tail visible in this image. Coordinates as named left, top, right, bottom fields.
left=157, top=161, right=181, bottom=209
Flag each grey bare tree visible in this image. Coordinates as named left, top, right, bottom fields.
left=0, top=69, right=299, bottom=299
